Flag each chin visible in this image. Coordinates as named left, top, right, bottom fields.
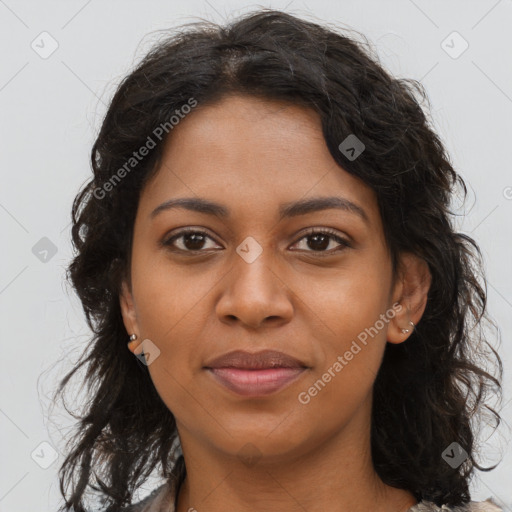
left=207, top=419, right=315, bottom=463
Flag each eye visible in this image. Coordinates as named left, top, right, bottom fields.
left=161, top=227, right=352, bottom=256
left=161, top=228, right=222, bottom=253
left=290, top=228, right=352, bottom=255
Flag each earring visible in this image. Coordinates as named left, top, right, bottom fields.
left=127, top=334, right=139, bottom=353
left=401, top=321, right=415, bottom=334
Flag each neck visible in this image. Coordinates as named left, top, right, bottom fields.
left=174, top=401, right=417, bottom=512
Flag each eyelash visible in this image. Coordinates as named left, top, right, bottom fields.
left=161, top=227, right=352, bottom=256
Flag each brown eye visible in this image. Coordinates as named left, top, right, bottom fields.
left=290, top=229, right=351, bottom=255
left=161, top=227, right=351, bottom=256
left=162, top=229, right=222, bottom=253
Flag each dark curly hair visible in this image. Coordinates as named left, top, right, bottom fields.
left=54, top=9, right=503, bottom=511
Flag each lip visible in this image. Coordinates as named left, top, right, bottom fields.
left=203, top=349, right=309, bottom=397
left=204, top=349, right=307, bottom=370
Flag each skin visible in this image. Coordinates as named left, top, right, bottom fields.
left=120, top=93, right=431, bottom=512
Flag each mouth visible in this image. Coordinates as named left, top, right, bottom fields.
left=203, top=349, right=309, bottom=397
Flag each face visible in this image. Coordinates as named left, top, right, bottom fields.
left=120, top=93, right=424, bottom=463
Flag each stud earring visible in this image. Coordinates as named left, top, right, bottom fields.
left=401, top=321, right=415, bottom=334
left=127, top=334, right=139, bottom=353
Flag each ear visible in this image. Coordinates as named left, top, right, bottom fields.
left=119, top=278, right=140, bottom=339
left=387, top=252, right=431, bottom=344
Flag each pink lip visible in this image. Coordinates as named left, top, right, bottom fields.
left=204, top=349, right=307, bottom=370
left=206, top=367, right=307, bottom=396
left=203, top=349, right=309, bottom=396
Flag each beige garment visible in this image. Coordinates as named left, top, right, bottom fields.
left=123, top=483, right=174, bottom=512
left=407, top=499, right=503, bottom=511
left=125, top=483, right=504, bottom=512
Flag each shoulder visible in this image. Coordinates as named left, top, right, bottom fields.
left=408, top=498, right=504, bottom=511
left=118, top=483, right=173, bottom=512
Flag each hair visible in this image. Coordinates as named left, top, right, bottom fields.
left=54, top=8, right=503, bottom=511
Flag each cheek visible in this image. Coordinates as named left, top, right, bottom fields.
left=130, top=249, right=211, bottom=339
left=301, top=260, right=392, bottom=344
left=296, top=295, right=388, bottom=434
left=130, top=255, right=219, bottom=367
left=295, top=260, right=391, bottom=398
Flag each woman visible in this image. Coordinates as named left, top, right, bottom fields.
left=55, top=9, right=504, bottom=512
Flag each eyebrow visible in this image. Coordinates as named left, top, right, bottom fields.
left=150, top=196, right=369, bottom=224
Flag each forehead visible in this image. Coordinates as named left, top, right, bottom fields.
left=138, top=94, right=379, bottom=225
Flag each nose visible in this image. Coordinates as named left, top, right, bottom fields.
left=215, top=250, right=294, bottom=329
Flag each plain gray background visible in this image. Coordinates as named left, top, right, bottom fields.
left=1, top=0, right=511, bottom=510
